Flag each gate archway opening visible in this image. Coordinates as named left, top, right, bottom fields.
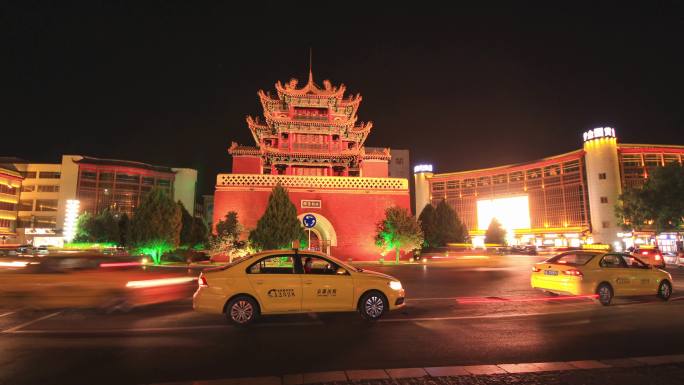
left=297, top=212, right=337, bottom=255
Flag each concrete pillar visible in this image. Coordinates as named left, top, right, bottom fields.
left=414, top=165, right=434, bottom=217
left=583, top=127, right=622, bottom=246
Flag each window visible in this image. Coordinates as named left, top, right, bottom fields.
left=547, top=252, right=595, bottom=266
left=18, top=200, right=33, bottom=211
left=80, top=170, right=97, bottom=180
left=116, top=173, right=140, bottom=184
left=248, top=256, right=295, bottom=274
left=38, top=171, right=61, bottom=179
left=600, top=197, right=608, bottom=204
left=35, top=199, right=58, bottom=212
left=0, top=202, right=16, bottom=211
left=0, top=184, right=17, bottom=194
left=600, top=254, right=627, bottom=268
left=21, top=185, right=35, bottom=192
left=156, top=178, right=171, bottom=187
left=34, top=216, right=57, bottom=228
left=623, top=255, right=649, bottom=269
left=598, top=173, right=607, bottom=180
left=37, top=185, right=60, bottom=193
left=302, top=255, right=344, bottom=275
left=21, top=171, right=37, bottom=179
left=602, top=221, right=610, bottom=228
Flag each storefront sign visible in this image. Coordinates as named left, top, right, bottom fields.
left=301, top=200, right=321, bottom=209
left=24, top=228, right=56, bottom=235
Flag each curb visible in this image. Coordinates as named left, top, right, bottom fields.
left=151, top=353, right=684, bottom=385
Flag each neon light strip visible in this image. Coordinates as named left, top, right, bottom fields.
left=457, top=294, right=598, bottom=304
left=125, top=277, right=195, bottom=289
left=100, top=262, right=141, bottom=268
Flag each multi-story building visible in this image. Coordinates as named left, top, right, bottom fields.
left=7, top=155, right=197, bottom=245
left=214, top=70, right=410, bottom=260
left=0, top=163, right=22, bottom=244
left=415, top=128, right=684, bottom=252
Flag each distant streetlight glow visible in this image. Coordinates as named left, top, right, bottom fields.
left=63, top=199, right=80, bottom=242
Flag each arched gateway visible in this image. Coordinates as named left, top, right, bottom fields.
left=297, top=212, right=337, bottom=255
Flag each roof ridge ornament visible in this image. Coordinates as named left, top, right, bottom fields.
left=308, top=47, right=314, bottom=86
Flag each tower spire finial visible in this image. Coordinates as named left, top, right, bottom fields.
left=308, top=47, right=313, bottom=85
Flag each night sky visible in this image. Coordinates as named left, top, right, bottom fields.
left=3, top=2, right=683, bottom=196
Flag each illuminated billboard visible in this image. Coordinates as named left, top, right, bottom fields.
left=477, top=195, right=531, bottom=230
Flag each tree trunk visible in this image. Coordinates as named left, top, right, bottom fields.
left=395, top=248, right=400, bottom=264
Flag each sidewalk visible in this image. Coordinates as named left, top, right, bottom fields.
left=153, top=354, right=684, bottom=385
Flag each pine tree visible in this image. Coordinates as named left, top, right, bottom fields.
left=435, top=200, right=468, bottom=245
left=178, top=201, right=194, bottom=246
left=249, top=184, right=304, bottom=250
left=418, top=204, right=438, bottom=248
left=216, top=211, right=240, bottom=239
left=484, top=218, right=507, bottom=245
left=118, top=213, right=131, bottom=246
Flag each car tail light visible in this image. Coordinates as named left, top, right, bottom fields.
left=642, top=251, right=649, bottom=255
left=563, top=269, right=583, bottom=277
left=198, top=274, right=208, bottom=288
left=532, top=266, right=541, bottom=272
left=655, top=254, right=662, bottom=261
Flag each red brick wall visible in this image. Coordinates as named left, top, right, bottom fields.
left=361, top=160, right=389, bottom=178
left=213, top=188, right=411, bottom=261
left=232, top=156, right=262, bottom=174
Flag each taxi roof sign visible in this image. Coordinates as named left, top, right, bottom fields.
left=581, top=244, right=611, bottom=251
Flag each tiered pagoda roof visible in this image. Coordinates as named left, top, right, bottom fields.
left=229, top=69, right=389, bottom=174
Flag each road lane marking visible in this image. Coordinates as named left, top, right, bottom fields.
left=1, top=311, right=62, bottom=333
left=0, top=311, right=17, bottom=318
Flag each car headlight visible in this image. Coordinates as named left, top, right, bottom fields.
left=389, top=281, right=403, bottom=291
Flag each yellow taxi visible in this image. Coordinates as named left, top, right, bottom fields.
left=531, top=251, right=673, bottom=305
left=193, top=250, right=406, bottom=325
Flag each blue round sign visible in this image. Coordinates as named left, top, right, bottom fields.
left=302, top=214, right=316, bottom=228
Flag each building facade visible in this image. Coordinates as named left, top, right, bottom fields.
left=366, top=148, right=410, bottom=179
left=7, top=155, right=197, bottom=245
left=0, top=164, right=22, bottom=244
left=214, top=71, right=410, bottom=261
left=415, top=128, right=684, bottom=252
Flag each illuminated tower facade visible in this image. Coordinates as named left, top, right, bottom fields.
left=229, top=70, right=390, bottom=177
left=582, top=127, right=622, bottom=245
left=413, top=164, right=433, bottom=216
left=214, top=70, right=410, bottom=261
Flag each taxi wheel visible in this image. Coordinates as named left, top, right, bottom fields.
left=658, top=280, right=672, bottom=301
left=226, top=296, right=259, bottom=326
left=596, top=283, right=613, bottom=306
left=359, top=291, right=388, bottom=321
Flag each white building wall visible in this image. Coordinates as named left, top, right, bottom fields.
left=583, top=135, right=622, bottom=245
left=172, top=168, right=198, bottom=216
left=414, top=170, right=433, bottom=217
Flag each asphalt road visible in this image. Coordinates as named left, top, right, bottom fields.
left=1, top=255, right=684, bottom=385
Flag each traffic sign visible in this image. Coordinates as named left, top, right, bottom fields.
left=302, top=214, right=316, bottom=228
